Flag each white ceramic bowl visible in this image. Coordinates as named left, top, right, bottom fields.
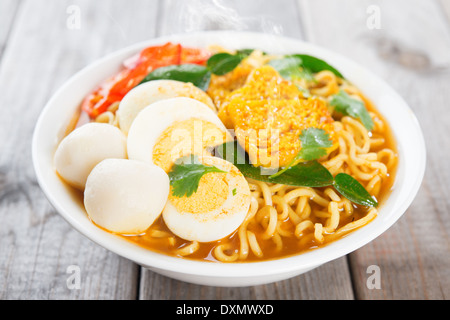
left=32, top=31, right=426, bottom=287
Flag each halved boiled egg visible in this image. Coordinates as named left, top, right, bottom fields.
left=54, top=122, right=127, bottom=190
left=84, top=158, right=170, bottom=235
left=163, top=156, right=251, bottom=242
left=117, top=80, right=216, bottom=134
left=127, top=97, right=232, bottom=172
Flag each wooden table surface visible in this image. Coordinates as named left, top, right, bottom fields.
left=0, top=0, right=449, bottom=300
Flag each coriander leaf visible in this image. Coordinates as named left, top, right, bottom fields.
left=168, top=155, right=227, bottom=198
left=291, top=54, right=344, bottom=78
left=299, top=127, right=333, bottom=160
left=140, top=64, right=211, bottom=91
left=214, top=141, right=334, bottom=187
left=330, top=90, right=374, bottom=131
left=333, top=173, right=378, bottom=207
left=282, top=127, right=333, bottom=174
left=268, top=56, right=314, bottom=81
left=269, top=128, right=332, bottom=178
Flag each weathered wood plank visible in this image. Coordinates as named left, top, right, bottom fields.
left=297, top=0, right=450, bottom=299
left=0, top=0, right=22, bottom=61
left=156, top=0, right=304, bottom=38
left=2, top=0, right=447, bottom=301
left=139, top=258, right=354, bottom=300
left=438, top=0, right=450, bottom=26
left=0, top=0, right=160, bottom=299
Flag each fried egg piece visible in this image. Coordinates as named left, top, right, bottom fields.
left=127, top=97, right=232, bottom=172
left=163, top=156, right=251, bottom=242
left=117, top=80, right=216, bottom=134
left=84, top=158, right=169, bottom=235
left=218, top=65, right=337, bottom=167
left=54, top=123, right=127, bottom=190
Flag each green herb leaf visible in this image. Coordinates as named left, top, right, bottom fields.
left=206, top=50, right=253, bottom=75
left=330, top=90, right=374, bottom=131
left=291, top=54, right=344, bottom=78
left=333, top=173, right=378, bottom=207
left=271, top=160, right=335, bottom=187
left=269, top=128, right=332, bottom=178
left=207, top=53, right=242, bottom=75
left=235, top=49, right=255, bottom=56
left=298, top=128, right=333, bottom=160
left=214, top=141, right=377, bottom=207
left=268, top=56, right=314, bottom=81
left=268, top=54, right=344, bottom=81
left=214, top=141, right=334, bottom=187
left=168, top=155, right=227, bottom=198
left=140, top=64, right=211, bottom=91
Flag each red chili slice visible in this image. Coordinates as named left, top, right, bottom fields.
left=81, top=42, right=209, bottom=118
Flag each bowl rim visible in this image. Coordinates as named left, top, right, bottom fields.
left=32, top=30, right=426, bottom=278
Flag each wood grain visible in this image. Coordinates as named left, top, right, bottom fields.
left=0, top=0, right=160, bottom=299
left=0, top=0, right=448, bottom=300
left=439, top=0, right=450, bottom=26
left=298, top=0, right=450, bottom=299
left=0, top=0, right=22, bottom=61
left=139, top=258, right=354, bottom=300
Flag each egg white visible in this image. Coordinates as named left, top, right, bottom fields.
left=117, top=80, right=216, bottom=134
left=54, top=122, right=127, bottom=190
left=127, top=97, right=230, bottom=168
left=162, top=156, right=251, bottom=243
left=84, top=158, right=170, bottom=235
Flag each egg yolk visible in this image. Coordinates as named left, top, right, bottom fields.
left=152, top=119, right=230, bottom=172
left=169, top=171, right=229, bottom=214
